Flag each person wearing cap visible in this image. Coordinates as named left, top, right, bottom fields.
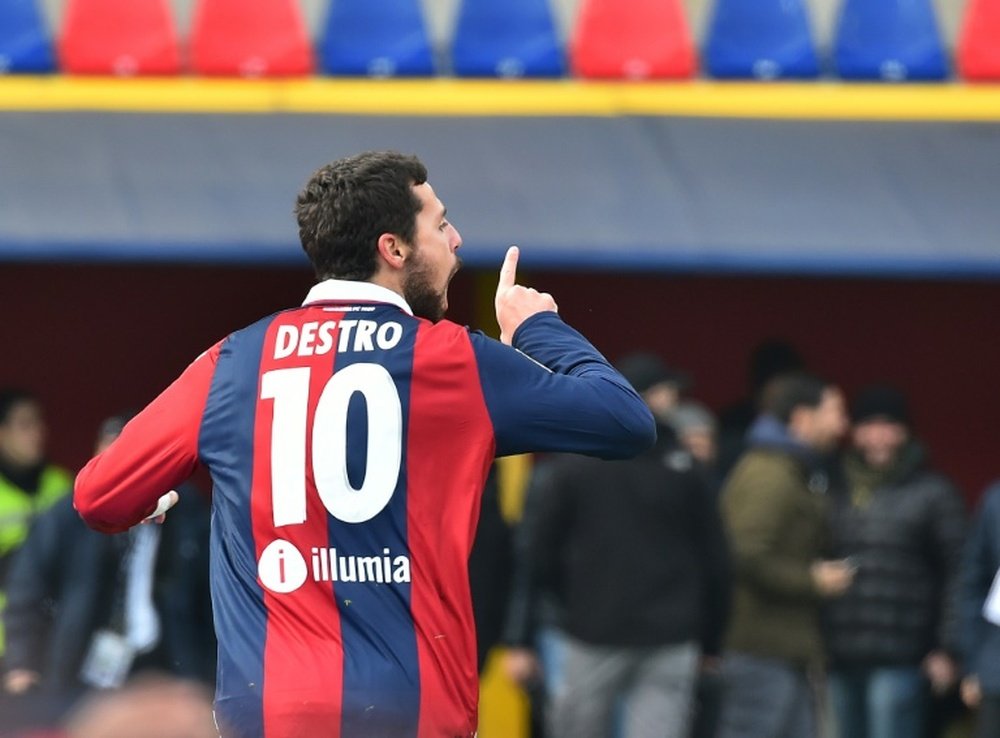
left=824, top=385, right=966, bottom=738
left=0, top=414, right=214, bottom=733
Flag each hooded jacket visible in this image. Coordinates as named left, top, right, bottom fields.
left=721, top=415, right=832, bottom=667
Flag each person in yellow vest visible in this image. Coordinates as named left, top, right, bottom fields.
left=0, top=389, right=72, bottom=655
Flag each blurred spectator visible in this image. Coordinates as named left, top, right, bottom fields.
left=1, top=414, right=213, bottom=733
left=958, top=482, right=1000, bottom=738
left=824, top=385, right=966, bottom=738
left=0, top=390, right=72, bottom=661
left=718, top=373, right=851, bottom=738
left=668, top=400, right=721, bottom=494
left=504, top=355, right=730, bottom=738
left=63, top=674, right=217, bottom=738
left=469, top=464, right=513, bottom=673
left=665, top=399, right=728, bottom=738
left=716, top=340, right=805, bottom=479
left=668, top=401, right=717, bottom=466
left=502, top=458, right=570, bottom=738
left=666, top=399, right=726, bottom=738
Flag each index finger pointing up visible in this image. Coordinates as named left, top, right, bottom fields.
left=498, top=245, right=519, bottom=292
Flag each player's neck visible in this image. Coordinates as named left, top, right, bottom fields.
left=366, top=271, right=406, bottom=302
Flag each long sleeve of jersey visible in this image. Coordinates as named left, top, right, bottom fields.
left=74, top=342, right=223, bottom=533
left=470, top=312, right=655, bottom=458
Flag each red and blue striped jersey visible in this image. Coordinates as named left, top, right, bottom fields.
left=74, top=280, right=654, bottom=738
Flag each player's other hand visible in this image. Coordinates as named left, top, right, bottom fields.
left=494, top=246, right=558, bottom=346
left=141, top=490, right=179, bottom=525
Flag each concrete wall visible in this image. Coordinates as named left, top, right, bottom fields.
left=40, top=0, right=970, bottom=55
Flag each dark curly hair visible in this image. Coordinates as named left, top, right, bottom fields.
left=295, top=151, right=428, bottom=281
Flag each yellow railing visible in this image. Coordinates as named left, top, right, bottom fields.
left=1, top=77, right=1000, bottom=120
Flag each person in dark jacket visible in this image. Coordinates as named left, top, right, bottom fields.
left=502, top=457, right=569, bottom=738
left=824, top=385, right=966, bottom=738
left=0, top=389, right=73, bottom=670
left=957, top=481, right=1000, bottom=738
left=503, top=354, right=731, bottom=738
left=0, top=414, right=214, bottom=732
left=718, top=372, right=853, bottom=738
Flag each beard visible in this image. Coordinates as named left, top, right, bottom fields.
left=402, top=252, right=462, bottom=323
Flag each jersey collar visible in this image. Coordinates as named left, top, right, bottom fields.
left=302, top=279, right=414, bottom=316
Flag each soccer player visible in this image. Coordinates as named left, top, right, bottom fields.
left=74, top=151, right=655, bottom=738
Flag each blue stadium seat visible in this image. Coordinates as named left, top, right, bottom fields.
left=834, top=0, right=948, bottom=81
left=320, top=0, right=435, bottom=77
left=451, top=0, right=564, bottom=78
left=705, top=0, right=819, bottom=79
left=0, top=0, right=55, bottom=73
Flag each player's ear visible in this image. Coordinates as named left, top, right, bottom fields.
left=376, top=233, right=411, bottom=271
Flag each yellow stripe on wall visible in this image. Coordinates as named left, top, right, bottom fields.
left=2, top=77, right=1000, bottom=120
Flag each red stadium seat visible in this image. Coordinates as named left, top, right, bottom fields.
left=570, top=0, right=695, bottom=79
left=958, top=0, right=1000, bottom=80
left=190, top=0, right=313, bottom=77
left=59, top=0, right=180, bottom=75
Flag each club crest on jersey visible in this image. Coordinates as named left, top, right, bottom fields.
left=257, top=539, right=412, bottom=594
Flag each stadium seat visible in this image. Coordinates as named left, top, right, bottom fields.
left=958, top=0, right=1000, bottom=80
left=570, top=0, right=695, bottom=79
left=0, top=0, right=56, bottom=73
left=705, top=0, right=819, bottom=79
left=833, top=0, right=948, bottom=81
left=451, top=0, right=564, bottom=78
left=191, top=0, right=313, bottom=77
left=320, top=0, right=434, bottom=77
left=59, top=0, right=180, bottom=75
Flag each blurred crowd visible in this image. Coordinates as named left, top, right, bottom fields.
left=2, top=338, right=1000, bottom=738
left=492, top=342, right=1000, bottom=738
left=0, top=390, right=216, bottom=738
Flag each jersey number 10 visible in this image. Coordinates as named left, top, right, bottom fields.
left=260, top=363, right=402, bottom=527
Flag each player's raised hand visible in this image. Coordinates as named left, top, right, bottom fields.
left=494, top=246, right=558, bottom=345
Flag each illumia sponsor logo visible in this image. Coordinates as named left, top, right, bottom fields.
left=258, top=539, right=411, bottom=594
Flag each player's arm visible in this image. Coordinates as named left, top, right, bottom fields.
left=473, top=247, right=655, bottom=458
left=74, top=341, right=224, bottom=533
left=470, top=318, right=653, bottom=458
